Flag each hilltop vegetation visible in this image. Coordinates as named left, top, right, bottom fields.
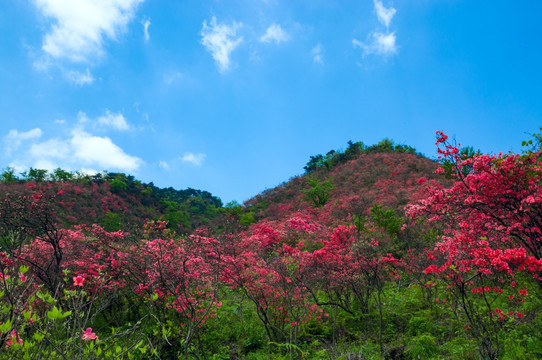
left=0, top=169, right=222, bottom=234
left=0, top=133, right=541, bottom=360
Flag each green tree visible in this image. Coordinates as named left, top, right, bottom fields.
left=304, top=154, right=325, bottom=173
left=301, top=176, right=334, bottom=208
left=109, top=179, right=128, bottom=193
left=368, top=138, right=395, bottom=153
left=239, top=212, right=255, bottom=227
left=0, top=167, right=18, bottom=184
left=102, top=211, right=122, bottom=231
left=51, top=168, right=73, bottom=182
left=344, top=140, right=365, bottom=160
left=370, top=204, right=401, bottom=238
left=25, top=168, right=48, bottom=182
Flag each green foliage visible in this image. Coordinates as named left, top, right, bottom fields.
left=102, top=211, right=122, bottom=232
left=140, top=186, right=153, bottom=196
left=407, top=313, right=435, bottom=336
left=51, top=168, right=73, bottom=182
left=109, top=178, right=128, bottom=193
left=304, top=154, right=326, bottom=173
left=406, top=334, right=439, bottom=359
left=370, top=204, right=401, bottom=237
left=24, top=168, right=49, bottom=182
left=0, top=167, right=18, bottom=184
left=239, top=212, right=255, bottom=227
left=301, top=176, right=334, bottom=208
left=521, top=127, right=542, bottom=155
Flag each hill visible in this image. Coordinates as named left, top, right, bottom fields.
left=0, top=170, right=222, bottom=235
left=4, top=136, right=539, bottom=360
left=235, top=140, right=448, bottom=234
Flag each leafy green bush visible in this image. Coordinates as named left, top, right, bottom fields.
left=406, top=334, right=438, bottom=359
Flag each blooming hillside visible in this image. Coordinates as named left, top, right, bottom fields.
left=1, top=135, right=541, bottom=359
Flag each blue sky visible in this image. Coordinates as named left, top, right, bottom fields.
left=1, top=1, right=541, bottom=203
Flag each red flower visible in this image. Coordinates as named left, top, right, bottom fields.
left=73, top=276, right=85, bottom=287
left=82, top=328, right=98, bottom=341
left=5, top=330, right=22, bottom=348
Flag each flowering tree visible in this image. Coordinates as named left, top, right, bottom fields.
left=0, top=188, right=64, bottom=296
left=126, top=221, right=222, bottom=360
left=406, top=131, right=542, bottom=359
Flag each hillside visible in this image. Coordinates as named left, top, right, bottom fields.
left=0, top=171, right=222, bottom=235
left=0, top=140, right=443, bottom=238
left=1, top=136, right=541, bottom=360
left=244, top=151, right=446, bottom=225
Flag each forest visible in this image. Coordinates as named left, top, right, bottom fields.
left=0, top=131, right=541, bottom=359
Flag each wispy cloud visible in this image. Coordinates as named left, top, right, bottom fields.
left=78, top=110, right=130, bottom=131
left=353, top=32, right=397, bottom=57
left=311, top=43, right=324, bottom=64
left=354, top=0, right=398, bottom=60
left=200, top=17, right=243, bottom=72
left=97, top=110, right=130, bottom=131
left=260, top=24, right=290, bottom=44
left=142, top=18, right=151, bottom=42
left=181, top=153, right=206, bottom=166
left=64, top=68, right=95, bottom=86
left=374, top=0, right=396, bottom=28
left=6, top=128, right=43, bottom=142
left=34, top=0, right=144, bottom=63
left=5, top=128, right=43, bottom=156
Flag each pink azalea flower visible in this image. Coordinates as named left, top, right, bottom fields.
left=5, top=330, right=23, bottom=348
left=73, top=276, right=85, bottom=287
left=81, top=328, right=98, bottom=341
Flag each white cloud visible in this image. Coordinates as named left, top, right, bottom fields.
left=159, top=160, right=169, bottom=170
left=29, top=138, right=70, bottom=160
left=97, top=110, right=130, bottom=131
left=4, top=117, right=142, bottom=173
left=34, top=0, right=144, bottom=63
left=311, top=43, right=323, bottom=64
left=70, top=128, right=141, bottom=171
left=181, top=153, right=206, bottom=166
left=374, top=0, right=396, bottom=28
left=64, top=68, right=95, bottom=86
left=142, top=18, right=151, bottom=42
left=200, top=17, right=243, bottom=72
left=260, top=24, right=290, bottom=44
left=353, top=32, right=397, bottom=56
